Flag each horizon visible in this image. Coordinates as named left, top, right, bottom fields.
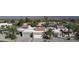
left=0, top=16, right=79, bottom=20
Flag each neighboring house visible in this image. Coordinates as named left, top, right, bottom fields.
left=0, top=23, right=12, bottom=28
left=37, top=22, right=45, bottom=26
left=23, top=25, right=35, bottom=33
left=21, top=23, right=28, bottom=28
left=35, top=26, right=45, bottom=31
left=33, top=26, right=45, bottom=39
left=17, top=25, right=35, bottom=33
left=35, top=22, right=46, bottom=31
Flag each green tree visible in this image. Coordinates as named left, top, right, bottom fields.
left=43, top=29, right=52, bottom=41
left=17, top=19, right=24, bottom=27
left=44, top=21, right=49, bottom=27
left=44, top=16, right=48, bottom=20
left=5, top=26, right=20, bottom=40
left=43, top=16, right=49, bottom=27
left=31, top=20, right=38, bottom=27
left=64, top=22, right=77, bottom=40
left=4, top=19, right=9, bottom=23
left=73, top=24, right=79, bottom=40
left=25, top=17, right=30, bottom=22
left=10, top=19, right=15, bottom=24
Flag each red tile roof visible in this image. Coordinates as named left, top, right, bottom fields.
left=35, top=27, right=45, bottom=31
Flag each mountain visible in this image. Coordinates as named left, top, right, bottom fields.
left=0, top=16, right=25, bottom=19
left=0, top=16, right=79, bottom=20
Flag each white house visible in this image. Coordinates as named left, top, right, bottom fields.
left=17, top=25, right=35, bottom=33
left=0, top=23, right=12, bottom=27
left=33, top=31, right=44, bottom=39
left=17, top=25, right=45, bottom=39
left=32, top=26, right=45, bottom=39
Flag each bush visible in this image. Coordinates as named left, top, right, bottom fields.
left=75, top=32, right=79, bottom=40
left=5, top=33, right=16, bottom=40
left=43, top=29, right=52, bottom=39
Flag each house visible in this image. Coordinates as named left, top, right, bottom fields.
left=23, top=25, right=35, bottom=33
left=32, top=31, right=44, bottom=39
left=0, top=23, right=12, bottom=28
left=33, top=25, right=45, bottom=39
left=35, top=26, right=45, bottom=31
left=18, top=22, right=46, bottom=39
left=17, top=25, right=35, bottom=33
left=21, top=23, right=28, bottom=28
left=37, top=22, right=45, bottom=26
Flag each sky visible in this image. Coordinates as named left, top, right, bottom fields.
left=0, top=16, right=79, bottom=20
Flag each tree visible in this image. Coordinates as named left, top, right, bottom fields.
left=70, top=19, right=75, bottom=23
left=44, top=16, right=48, bottom=20
left=43, top=16, right=49, bottom=27
left=43, top=21, right=49, bottom=27
left=73, top=24, right=79, bottom=40
left=10, top=19, right=15, bottom=24
left=0, top=25, right=5, bottom=34
left=43, top=29, right=52, bottom=41
left=31, top=20, right=38, bottom=27
left=47, top=29, right=52, bottom=38
left=4, top=19, right=9, bottom=23
left=17, top=19, right=24, bottom=27
left=5, top=26, right=20, bottom=40
left=25, top=17, right=30, bottom=22
left=64, top=22, right=76, bottom=40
